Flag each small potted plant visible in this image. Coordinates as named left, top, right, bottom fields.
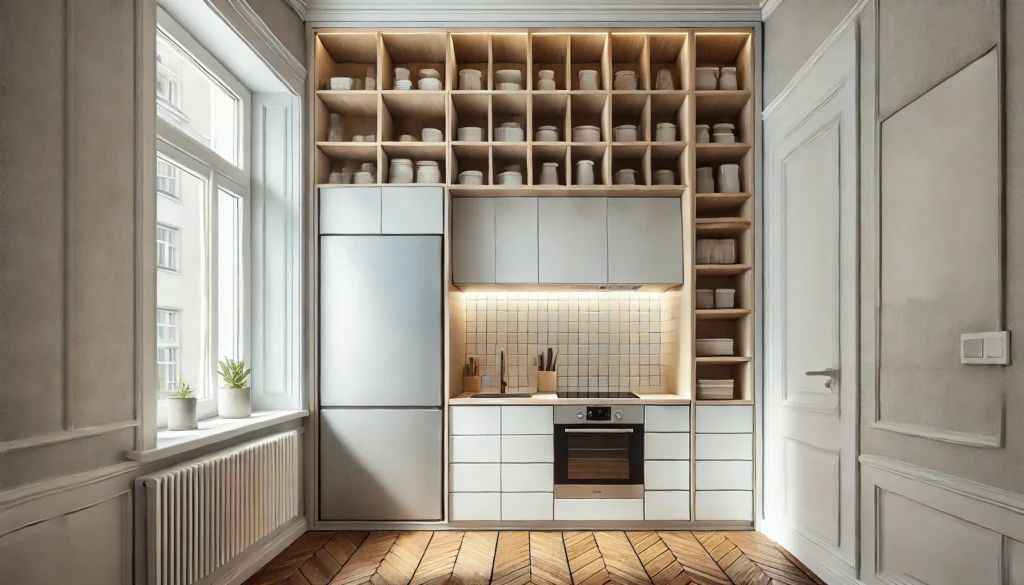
left=167, top=380, right=198, bottom=430
left=218, top=358, right=252, bottom=418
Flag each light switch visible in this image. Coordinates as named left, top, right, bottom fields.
left=961, top=331, right=1010, bottom=365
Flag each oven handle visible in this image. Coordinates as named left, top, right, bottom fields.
left=564, top=428, right=634, bottom=434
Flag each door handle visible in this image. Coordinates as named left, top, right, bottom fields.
left=805, top=368, right=838, bottom=388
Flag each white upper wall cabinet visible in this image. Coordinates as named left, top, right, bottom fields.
left=495, top=198, right=539, bottom=284
left=538, top=197, right=608, bottom=284
left=607, top=198, right=683, bottom=284
left=452, top=197, right=496, bottom=283
left=381, top=187, right=444, bottom=234
left=320, top=187, right=381, bottom=234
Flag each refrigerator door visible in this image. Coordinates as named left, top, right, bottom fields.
left=320, top=408, right=443, bottom=521
left=320, top=236, right=442, bottom=407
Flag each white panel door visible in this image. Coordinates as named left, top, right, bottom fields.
left=607, top=197, right=684, bottom=284
left=763, top=23, right=859, bottom=578
left=538, top=197, right=608, bottom=284
left=452, top=197, right=495, bottom=283
left=495, top=197, right=539, bottom=283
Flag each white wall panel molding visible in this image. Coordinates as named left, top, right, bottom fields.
left=763, top=0, right=870, bottom=118
left=0, top=462, right=137, bottom=518
left=861, top=455, right=1024, bottom=585
left=224, top=0, right=308, bottom=80
left=760, top=0, right=785, bottom=21
left=299, top=0, right=762, bottom=24
left=0, top=420, right=140, bottom=455
left=783, top=437, right=841, bottom=551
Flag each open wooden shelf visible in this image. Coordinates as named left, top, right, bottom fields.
left=696, top=264, right=752, bottom=275
left=696, top=356, right=751, bottom=365
left=696, top=192, right=752, bottom=212
left=696, top=309, right=752, bottom=320
left=381, top=142, right=446, bottom=159
left=695, top=399, right=754, bottom=406
left=317, top=90, right=379, bottom=114
left=695, top=90, right=752, bottom=119
left=695, top=142, right=751, bottom=165
left=447, top=185, right=685, bottom=198
left=695, top=218, right=752, bottom=235
left=316, top=142, right=378, bottom=159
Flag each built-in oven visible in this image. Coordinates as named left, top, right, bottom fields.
left=553, top=405, right=644, bottom=499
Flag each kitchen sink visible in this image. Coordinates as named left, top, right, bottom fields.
left=469, top=392, right=535, bottom=398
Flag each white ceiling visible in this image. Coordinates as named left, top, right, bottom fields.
left=285, top=0, right=769, bottom=25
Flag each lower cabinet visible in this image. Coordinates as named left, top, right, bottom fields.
left=555, top=499, right=644, bottom=521
left=450, top=463, right=500, bottom=492
left=450, top=492, right=501, bottom=521
left=694, top=491, right=753, bottom=522
left=502, top=493, right=554, bottom=521
left=645, top=491, right=691, bottom=521
left=501, top=463, right=554, bottom=492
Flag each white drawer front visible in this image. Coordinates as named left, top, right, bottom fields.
left=501, top=406, right=553, bottom=435
left=450, top=493, right=501, bottom=521
left=645, top=491, right=690, bottom=521
left=450, top=406, right=501, bottom=435
left=381, top=187, right=444, bottom=234
left=502, top=493, right=554, bottom=521
left=501, top=464, right=554, bottom=492
left=450, top=464, right=500, bottom=492
left=694, top=491, right=753, bottom=522
left=319, top=187, right=381, bottom=234
left=645, top=433, right=690, bottom=460
left=645, top=406, right=691, bottom=432
left=502, top=435, right=554, bottom=463
left=450, top=435, right=501, bottom=463
left=695, top=434, right=753, bottom=460
left=645, top=460, right=691, bottom=491
left=695, top=406, right=752, bottom=433
left=694, top=461, right=753, bottom=491
left=555, top=499, right=644, bottom=521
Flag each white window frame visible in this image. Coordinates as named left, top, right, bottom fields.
left=155, top=8, right=251, bottom=428
left=157, top=158, right=179, bottom=199
left=156, top=223, right=179, bottom=271
left=156, top=308, right=181, bottom=394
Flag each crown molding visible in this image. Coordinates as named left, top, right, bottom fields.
left=227, top=0, right=307, bottom=80
left=291, top=0, right=762, bottom=24
left=760, top=0, right=784, bottom=20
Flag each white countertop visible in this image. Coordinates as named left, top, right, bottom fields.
left=449, top=391, right=690, bottom=405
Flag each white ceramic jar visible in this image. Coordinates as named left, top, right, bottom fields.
left=539, top=162, right=559, bottom=185
left=416, top=160, right=441, bottom=184
left=575, top=160, right=595, bottom=185
left=613, top=125, right=638, bottom=142
left=457, top=126, right=483, bottom=142
left=497, top=171, right=523, bottom=186
left=365, top=66, right=376, bottom=90
left=614, top=169, right=637, bottom=185
left=614, top=70, right=637, bottom=90
left=572, top=125, right=601, bottom=142
left=458, top=69, right=483, bottom=90
left=714, top=288, right=736, bottom=308
left=696, top=166, right=715, bottom=193
left=695, top=124, right=711, bottom=144
left=389, top=158, right=414, bottom=183
left=417, top=77, right=443, bottom=90
left=718, top=164, right=741, bottom=193
left=458, top=170, right=484, bottom=185
left=716, top=239, right=737, bottom=264
left=328, top=113, right=344, bottom=142
left=655, top=68, right=675, bottom=90
left=394, top=67, right=411, bottom=81
left=330, top=77, right=354, bottom=90
left=537, top=69, right=556, bottom=90
left=421, top=127, right=444, bottom=142
left=654, top=169, right=675, bottom=185
left=655, top=123, right=677, bottom=142
left=354, top=171, right=374, bottom=185
left=718, top=66, right=738, bottom=90
left=696, top=289, right=715, bottom=309
left=578, top=69, right=599, bottom=90
left=695, top=66, right=719, bottom=90
left=535, top=125, right=559, bottom=142
left=712, top=123, right=736, bottom=143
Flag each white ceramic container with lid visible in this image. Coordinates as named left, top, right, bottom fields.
left=421, top=127, right=444, bottom=142
left=577, top=69, right=599, bottom=90
left=458, top=170, right=484, bottom=185
left=330, top=77, right=354, bottom=90
left=496, top=171, right=523, bottom=186
left=418, top=77, right=442, bottom=90
left=416, top=160, right=441, bottom=184
left=655, top=123, right=677, bottom=142
left=395, top=79, right=413, bottom=90
left=575, top=160, right=595, bottom=185
left=655, top=68, right=675, bottom=90
left=696, top=124, right=712, bottom=144
left=458, top=69, right=483, bottom=90
left=535, top=125, right=559, bottom=142
left=572, top=125, right=601, bottom=142
left=714, top=288, right=736, bottom=309
left=654, top=169, right=675, bottom=185
left=614, top=169, right=637, bottom=185
left=718, top=66, right=738, bottom=90
left=389, top=158, right=414, bottom=183
left=613, top=125, right=638, bottom=142
left=539, top=162, right=559, bottom=185
left=328, top=113, right=344, bottom=142
left=399, top=134, right=415, bottom=142
left=354, top=171, right=375, bottom=185
left=712, top=123, right=736, bottom=143
left=394, top=67, right=411, bottom=81
left=718, top=164, right=741, bottom=193
left=537, top=69, right=556, bottom=90
left=696, top=289, right=715, bottom=309
left=457, top=126, right=483, bottom=142
left=614, top=70, right=638, bottom=90
left=696, top=167, right=715, bottom=193
left=695, top=66, right=719, bottom=90
left=494, top=123, right=525, bottom=142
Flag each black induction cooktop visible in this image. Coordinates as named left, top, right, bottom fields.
left=555, top=391, right=639, bottom=399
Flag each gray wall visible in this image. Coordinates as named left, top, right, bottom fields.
left=766, top=0, right=1024, bottom=493
left=248, top=0, right=306, bottom=62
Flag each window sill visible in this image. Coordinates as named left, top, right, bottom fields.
left=127, top=409, right=308, bottom=464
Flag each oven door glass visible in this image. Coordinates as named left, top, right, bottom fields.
left=554, top=424, right=644, bottom=485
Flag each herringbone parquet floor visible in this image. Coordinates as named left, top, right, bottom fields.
left=244, top=531, right=824, bottom=585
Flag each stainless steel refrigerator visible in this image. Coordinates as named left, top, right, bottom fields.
left=319, top=235, right=443, bottom=521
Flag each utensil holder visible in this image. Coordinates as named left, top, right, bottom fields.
left=537, top=371, right=558, bottom=393
left=464, top=376, right=482, bottom=394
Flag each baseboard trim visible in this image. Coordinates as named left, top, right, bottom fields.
left=203, top=516, right=307, bottom=585
left=819, top=562, right=866, bottom=585
left=859, top=454, right=1024, bottom=516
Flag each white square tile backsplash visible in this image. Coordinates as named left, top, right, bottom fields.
left=464, top=291, right=665, bottom=393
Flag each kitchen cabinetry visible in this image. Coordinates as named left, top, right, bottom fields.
left=320, top=186, right=443, bottom=235
left=538, top=198, right=608, bottom=284
left=693, top=405, right=753, bottom=521
left=495, top=198, right=539, bottom=284
left=320, top=187, right=381, bottom=234
left=644, top=405, right=691, bottom=520
left=452, top=198, right=495, bottom=284
left=449, top=406, right=553, bottom=521
left=607, top=198, right=684, bottom=284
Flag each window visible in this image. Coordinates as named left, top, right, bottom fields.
left=156, top=224, right=179, bottom=271
left=155, top=10, right=251, bottom=426
left=157, top=159, right=179, bottom=199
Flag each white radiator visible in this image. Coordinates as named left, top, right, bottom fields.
left=138, top=430, right=302, bottom=585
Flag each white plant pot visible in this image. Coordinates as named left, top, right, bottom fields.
left=219, top=386, right=252, bottom=418
left=167, top=397, right=198, bottom=430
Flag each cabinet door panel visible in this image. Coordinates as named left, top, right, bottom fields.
left=501, top=435, right=554, bottom=463
left=450, top=493, right=501, bottom=521
left=502, top=493, right=553, bottom=521
left=501, top=464, right=554, bottom=492
left=495, top=198, right=539, bottom=283
left=694, top=461, right=753, bottom=490
left=607, top=198, right=683, bottom=283
left=450, top=464, right=501, bottom=492
left=450, top=406, right=501, bottom=435
left=381, top=186, right=444, bottom=234
left=452, top=198, right=495, bottom=283
left=694, top=491, right=753, bottom=521
left=538, top=198, right=608, bottom=284
left=320, top=187, right=381, bottom=234
left=645, top=405, right=690, bottom=432
left=645, top=460, right=691, bottom=490
left=645, top=491, right=691, bottom=520
left=501, top=406, right=553, bottom=435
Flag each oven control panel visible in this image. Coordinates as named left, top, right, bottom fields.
left=578, top=406, right=624, bottom=421
left=556, top=405, right=644, bottom=425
